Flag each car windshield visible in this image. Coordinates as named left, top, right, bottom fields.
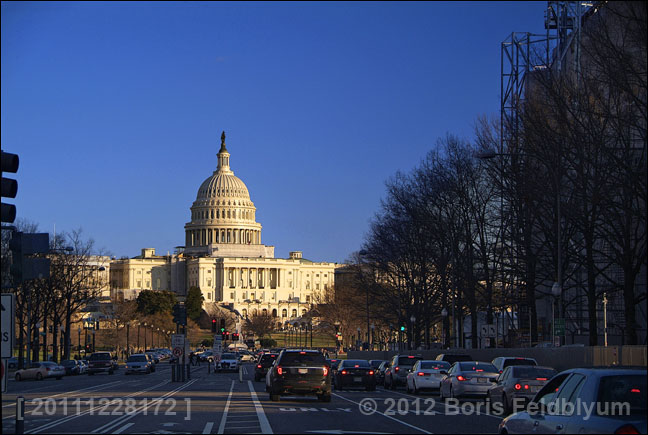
left=503, top=359, right=537, bottom=368
left=597, top=375, right=647, bottom=416
left=420, top=361, right=450, bottom=370
left=221, top=353, right=236, bottom=359
left=398, top=356, right=422, bottom=367
left=128, top=356, right=148, bottom=362
left=369, top=360, right=384, bottom=368
left=459, top=362, right=497, bottom=372
left=261, top=355, right=277, bottom=363
left=512, top=367, right=556, bottom=379
left=342, top=360, right=370, bottom=368
left=280, top=352, right=326, bottom=366
left=89, top=353, right=111, bottom=361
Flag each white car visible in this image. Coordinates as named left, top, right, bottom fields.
left=217, top=353, right=239, bottom=371
left=125, top=354, right=153, bottom=374
left=406, top=360, right=451, bottom=394
left=238, top=351, right=255, bottom=362
left=15, top=362, right=65, bottom=381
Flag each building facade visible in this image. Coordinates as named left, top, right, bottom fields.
left=110, top=132, right=342, bottom=321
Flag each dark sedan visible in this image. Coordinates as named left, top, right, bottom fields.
left=334, top=360, right=376, bottom=391
left=254, top=352, right=278, bottom=381
left=61, top=360, right=82, bottom=376
left=267, top=350, right=331, bottom=402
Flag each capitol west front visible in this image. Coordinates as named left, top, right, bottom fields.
left=110, top=133, right=342, bottom=322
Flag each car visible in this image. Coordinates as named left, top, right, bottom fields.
left=239, top=350, right=255, bottom=362
left=78, top=360, right=88, bottom=374
left=255, top=352, right=278, bottom=381
left=491, top=357, right=538, bottom=374
left=376, top=361, right=390, bottom=385
left=439, top=361, right=499, bottom=400
left=125, top=354, right=154, bottom=375
left=87, top=352, right=115, bottom=375
left=435, top=353, right=473, bottom=364
left=145, top=353, right=157, bottom=371
left=217, top=353, right=239, bottom=371
left=487, top=365, right=557, bottom=414
left=406, top=360, right=451, bottom=394
left=333, top=360, right=376, bottom=391
left=384, top=355, right=423, bottom=389
left=198, top=350, right=215, bottom=363
left=15, top=362, right=65, bottom=381
left=266, top=350, right=331, bottom=402
left=145, top=351, right=160, bottom=364
left=7, top=357, right=18, bottom=370
left=498, top=367, right=647, bottom=434
left=61, top=359, right=82, bottom=376
left=369, top=360, right=386, bottom=370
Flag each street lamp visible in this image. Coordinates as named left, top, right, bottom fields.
left=603, top=293, right=608, bottom=347
left=143, top=322, right=148, bottom=351
left=358, top=250, right=371, bottom=353
left=77, top=327, right=82, bottom=359
left=370, top=323, right=375, bottom=350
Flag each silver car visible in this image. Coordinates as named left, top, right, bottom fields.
left=439, top=361, right=499, bottom=400
left=125, top=354, right=153, bottom=375
left=499, top=367, right=647, bottom=434
left=488, top=365, right=557, bottom=414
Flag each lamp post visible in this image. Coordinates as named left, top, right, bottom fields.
left=334, top=321, right=341, bottom=353
left=143, top=322, right=148, bottom=351
left=137, top=322, right=141, bottom=352
left=410, top=315, right=416, bottom=350
left=77, top=327, right=82, bottom=359
left=358, top=250, right=371, bottom=353
left=441, top=308, right=448, bottom=348
left=126, top=322, right=130, bottom=357
left=370, top=323, right=375, bottom=350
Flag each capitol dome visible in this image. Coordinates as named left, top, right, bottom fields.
left=184, top=132, right=264, bottom=254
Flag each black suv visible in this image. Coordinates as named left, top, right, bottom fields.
left=255, top=352, right=278, bottom=382
left=87, top=352, right=114, bottom=375
left=266, top=350, right=331, bottom=402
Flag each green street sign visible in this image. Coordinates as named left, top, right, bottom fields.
left=554, top=318, right=565, bottom=336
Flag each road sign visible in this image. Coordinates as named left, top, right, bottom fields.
left=1, top=294, right=15, bottom=358
left=173, top=347, right=183, bottom=357
left=480, top=324, right=496, bottom=338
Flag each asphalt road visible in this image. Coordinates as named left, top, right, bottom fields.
left=2, top=363, right=504, bottom=434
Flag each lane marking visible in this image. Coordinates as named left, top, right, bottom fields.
left=217, top=380, right=235, bottom=434
left=202, top=421, right=214, bottom=434
left=331, top=393, right=432, bottom=434
left=113, top=422, right=134, bottom=434
left=248, top=380, right=272, bottom=434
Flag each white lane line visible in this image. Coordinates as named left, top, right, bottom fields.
left=217, top=380, right=235, bottom=434
left=332, top=392, right=432, bottom=434
left=247, top=380, right=272, bottom=434
left=202, top=421, right=214, bottom=434
left=113, top=422, right=134, bottom=434
left=94, top=379, right=197, bottom=434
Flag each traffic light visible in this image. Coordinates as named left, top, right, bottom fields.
left=1, top=151, right=19, bottom=223
left=224, top=331, right=230, bottom=341
left=172, top=304, right=187, bottom=325
left=400, top=326, right=405, bottom=332
left=232, top=332, right=239, bottom=341
left=9, top=231, right=50, bottom=283
left=211, top=318, right=217, bottom=333
left=220, top=319, right=225, bottom=330
left=173, top=304, right=181, bottom=323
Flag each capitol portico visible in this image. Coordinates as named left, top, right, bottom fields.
left=110, top=132, right=342, bottom=323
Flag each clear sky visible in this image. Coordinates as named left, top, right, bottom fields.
left=1, top=1, right=547, bottom=263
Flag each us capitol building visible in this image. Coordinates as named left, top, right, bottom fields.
left=109, top=132, right=343, bottom=323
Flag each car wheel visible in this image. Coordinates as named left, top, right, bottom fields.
left=36, top=372, right=43, bottom=381
left=15, top=373, right=21, bottom=381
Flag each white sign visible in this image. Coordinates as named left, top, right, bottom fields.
left=1, top=294, right=15, bottom=358
left=171, top=334, right=185, bottom=349
left=480, top=324, right=496, bottom=338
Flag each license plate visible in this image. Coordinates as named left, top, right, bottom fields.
left=354, top=377, right=362, bottom=382
left=298, top=368, right=308, bottom=374
left=477, top=378, right=487, bottom=383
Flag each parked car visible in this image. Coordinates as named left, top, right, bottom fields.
left=384, top=355, right=423, bottom=389
left=406, top=360, right=451, bottom=394
left=61, top=359, right=82, bottom=376
left=15, top=362, right=65, bottom=381
left=369, top=360, right=387, bottom=371
left=491, top=357, right=538, bottom=374
left=333, top=360, right=376, bottom=391
left=78, top=360, right=88, bottom=374
left=87, top=352, right=115, bottom=375
left=7, top=357, right=19, bottom=370
left=266, top=350, right=331, bottom=402
left=145, top=351, right=160, bottom=364
left=487, top=365, right=557, bottom=414
left=499, top=367, right=647, bottom=434
left=435, top=353, right=473, bottom=364
left=255, top=352, right=278, bottom=381
left=439, top=361, right=499, bottom=400
left=376, top=361, right=390, bottom=385
left=125, top=354, right=153, bottom=375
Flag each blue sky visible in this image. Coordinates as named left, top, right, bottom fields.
left=1, top=1, right=546, bottom=263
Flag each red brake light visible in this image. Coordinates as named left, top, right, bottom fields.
left=299, top=351, right=306, bottom=355
left=354, top=365, right=359, bottom=368
left=457, top=375, right=466, bottom=381
left=394, top=366, right=399, bottom=372
left=417, top=372, right=425, bottom=376
left=341, top=370, right=347, bottom=375
left=323, top=366, right=329, bottom=376
left=524, top=384, right=529, bottom=390
left=476, top=369, right=484, bottom=372
left=257, top=364, right=262, bottom=369
left=277, top=366, right=283, bottom=375
left=408, top=356, right=414, bottom=358
left=514, top=383, right=522, bottom=390
left=536, top=378, right=548, bottom=381
left=615, top=424, right=640, bottom=434
left=369, top=370, right=374, bottom=375
left=630, top=388, right=640, bottom=393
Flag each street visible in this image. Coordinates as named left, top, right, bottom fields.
left=2, top=363, right=503, bottom=434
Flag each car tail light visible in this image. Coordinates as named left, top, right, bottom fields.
left=476, top=369, right=484, bottom=372
left=45, top=367, right=51, bottom=371
left=536, top=378, right=547, bottom=381
left=615, top=425, right=640, bottom=434
left=354, top=365, right=359, bottom=368
left=394, top=366, right=399, bottom=372
left=323, top=366, right=329, bottom=376
left=417, top=372, right=425, bottom=376
left=407, top=356, right=415, bottom=358
left=277, top=366, right=283, bottom=375
left=524, top=384, right=529, bottom=390
left=369, top=370, right=374, bottom=375
left=514, top=383, right=522, bottom=390
left=457, top=375, right=466, bottom=381
left=299, top=351, right=306, bottom=355
left=630, top=388, right=640, bottom=393
left=257, top=364, right=262, bottom=369
left=341, top=370, right=347, bottom=375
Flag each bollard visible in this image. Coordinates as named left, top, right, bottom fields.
left=16, top=396, right=25, bottom=434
